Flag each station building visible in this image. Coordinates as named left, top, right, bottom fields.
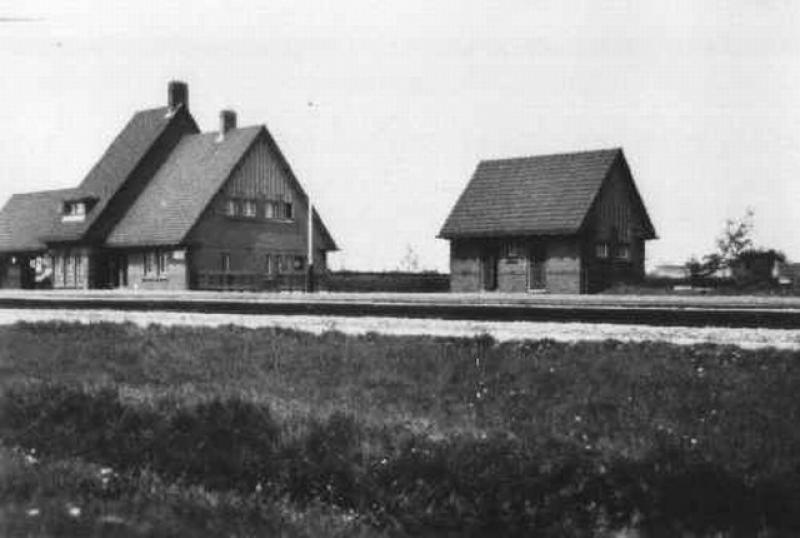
left=0, top=81, right=337, bottom=290
left=438, top=148, right=657, bottom=294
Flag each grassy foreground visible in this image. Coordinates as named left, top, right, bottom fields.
left=2, top=321, right=800, bottom=536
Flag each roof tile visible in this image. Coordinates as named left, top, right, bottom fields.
left=439, top=148, right=621, bottom=238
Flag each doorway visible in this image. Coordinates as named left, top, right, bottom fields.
left=528, top=243, right=547, bottom=290
left=480, top=250, right=498, bottom=291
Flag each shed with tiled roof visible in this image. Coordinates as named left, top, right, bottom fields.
left=439, top=148, right=656, bottom=294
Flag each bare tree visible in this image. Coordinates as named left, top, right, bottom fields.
left=397, top=244, right=421, bottom=272
left=687, top=208, right=754, bottom=278
left=715, top=208, right=755, bottom=265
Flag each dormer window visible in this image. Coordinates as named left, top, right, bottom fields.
left=62, top=201, right=86, bottom=222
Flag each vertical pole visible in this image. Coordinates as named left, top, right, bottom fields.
left=307, top=198, right=314, bottom=292
left=306, top=100, right=318, bottom=293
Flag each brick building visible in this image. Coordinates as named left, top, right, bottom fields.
left=439, top=148, right=656, bottom=294
left=0, top=81, right=336, bottom=290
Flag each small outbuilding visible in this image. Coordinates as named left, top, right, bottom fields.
left=438, top=148, right=656, bottom=294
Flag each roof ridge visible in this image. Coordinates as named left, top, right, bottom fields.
left=183, top=124, right=264, bottom=138
left=9, top=187, right=81, bottom=197
left=480, top=147, right=621, bottom=164
left=131, top=105, right=171, bottom=115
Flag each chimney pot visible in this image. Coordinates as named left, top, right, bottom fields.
left=220, top=109, right=237, bottom=136
left=168, top=80, right=189, bottom=111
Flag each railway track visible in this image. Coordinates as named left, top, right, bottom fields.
left=0, top=291, right=799, bottom=329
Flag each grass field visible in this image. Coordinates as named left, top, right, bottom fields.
left=2, top=321, right=800, bottom=536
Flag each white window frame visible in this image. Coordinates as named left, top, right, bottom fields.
left=157, top=249, right=168, bottom=275
left=243, top=199, right=257, bottom=217
left=62, top=202, right=86, bottom=222
left=143, top=251, right=153, bottom=276
left=225, top=199, right=238, bottom=216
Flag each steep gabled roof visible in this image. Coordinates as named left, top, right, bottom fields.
left=260, top=126, right=338, bottom=252
left=42, top=106, right=196, bottom=242
left=105, top=126, right=338, bottom=251
left=105, top=126, right=262, bottom=247
left=439, top=148, right=627, bottom=238
left=0, top=188, right=80, bottom=252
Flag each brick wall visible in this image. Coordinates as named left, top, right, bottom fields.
left=125, top=248, right=188, bottom=290
left=544, top=238, right=581, bottom=294
left=497, top=257, right=528, bottom=292
left=449, top=240, right=482, bottom=292
left=448, top=237, right=583, bottom=293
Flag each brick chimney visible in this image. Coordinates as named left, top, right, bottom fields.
left=168, top=80, right=188, bottom=111
left=218, top=109, right=237, bottom=141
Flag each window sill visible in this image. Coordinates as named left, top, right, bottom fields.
left=224, top=215, right=294, bottom=224
left=142, top=276, right=169, bottom=282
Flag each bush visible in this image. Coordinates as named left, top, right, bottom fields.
left=5, top=381, right=800, bottom=536
left=5, top=323, right=800, bottom=535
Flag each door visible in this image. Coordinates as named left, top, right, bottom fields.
left=118, top=254, right=128, bottom=287
left=529, top=243, right=547, bottom=290
left=106, top=255, right=118, bottom=288
left=480, top=250, right=498, bottom=291
left=20, top=256, right=35, bottom=289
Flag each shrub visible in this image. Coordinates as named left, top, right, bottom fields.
left=5, top=323, right=800, bottom=535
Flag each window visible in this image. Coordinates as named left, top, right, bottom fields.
left=74, top=253, right=82, bottom=284
left=243, top=199, right=257, bottom=217
left=265, top=254, right=273, bottom=275
left=276, top=255, right=288, bottom=274
left=62, top=202, right=86, bottom=222
left=502, top=240, right=522, bottom=259
left=616, top=244, right=631, bottom=261
left=157, top=249, right=168, bottom=274
left=293, top=256, right=305, bottom=272
left=225, top=199, right=238, bottom=216
left=264, top=200, right=293, bottom=220
left=221, top=252, right=231, bottom=272
left=65, top=253, right=74, bottom=286
left=54, top=255, right=63, bottom=286
left=63, top=202, right=85, bottom=216
left=596, top=243, right=610, bottom=259
left=144, top=250, right=167, bottom=278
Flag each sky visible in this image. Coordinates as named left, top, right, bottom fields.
left=0, top=0, right=798, bottom=272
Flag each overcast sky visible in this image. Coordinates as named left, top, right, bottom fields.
left=1, top=1, right=798, bottom=271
